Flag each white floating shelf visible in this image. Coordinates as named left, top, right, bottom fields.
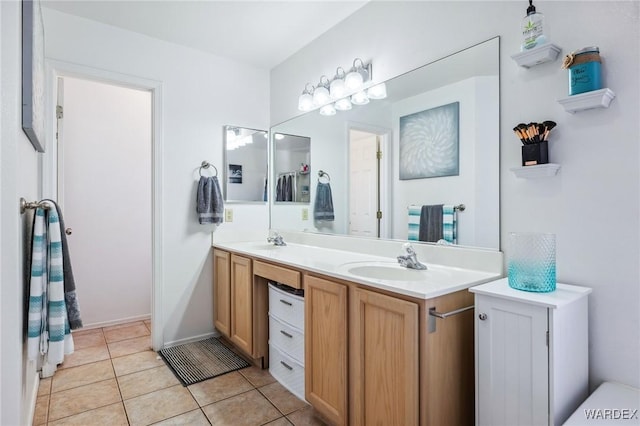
left=510, top=163, right=561, bottom=179
left=511, top=44, right=562, bottom=68
left=558, top=88, right=616, bottom=113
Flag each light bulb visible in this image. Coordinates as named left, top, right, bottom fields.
left=319, top=104, right=336, bottom=116
left=274, top=133, right=285, bottom=140
left=298, top=92, right=314, bottom=111
left=330, top=78, right=346, bottom=100
left=367, top=83, right=387, bottom=100
left=334, top=98, right=352, bottom=111
left=313, top=85, right=330, bottom=106
left=351, top=91, right=369, bottom=105
left=345, top=69, right=363, bottom=91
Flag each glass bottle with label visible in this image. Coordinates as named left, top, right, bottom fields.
left=521, top=0, right=547, bottom=51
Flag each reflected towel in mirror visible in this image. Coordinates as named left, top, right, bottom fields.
left=314, top=182, right=334, bottom=221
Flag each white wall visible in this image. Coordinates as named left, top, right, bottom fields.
left=61, top=77, right=152, bottom=327
left=271, top=1, right=640, bottom=389
left=42, top=8, right=270, bottom=345
left=1, top=1, right=42, bottom=423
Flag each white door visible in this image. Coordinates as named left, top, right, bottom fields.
left=58, top=76, right=152, bottom=327
left=476, top=295, right=549, bottom=426
left=349, top=130, right=379, bottom=237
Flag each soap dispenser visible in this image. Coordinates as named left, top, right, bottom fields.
left=521, top=0, right=547, bottom=51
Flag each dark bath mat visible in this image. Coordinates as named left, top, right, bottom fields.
left=159, top=337, right=250, bottom=386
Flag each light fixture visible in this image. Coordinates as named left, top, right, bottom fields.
left=298, top=83, right=315, bottom=111
left=319, top=104, right=336, bottom=116
left=274, top=133, right=285, bottom=140
left=345, top=58, right=370, bottom=91
left=367, top=82, right=387, bottom=100
left=329, top=67, right=347, bottom=100
left=351, top=90, right=370, bottom=106
left=313, top=76, right=331, bottom=106
left=334, top=98, right=352, bottom=111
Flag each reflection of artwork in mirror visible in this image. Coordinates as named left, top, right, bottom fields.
left=399, top=102, right=459, bottom=180
left=228, top=164, right=243, bottom=184
left=223, top=126, right=268, bottom=203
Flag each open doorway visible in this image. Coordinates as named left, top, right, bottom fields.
left=56, top=76, right=153, bottom=330
left=348, top=126, right=391, bottom=238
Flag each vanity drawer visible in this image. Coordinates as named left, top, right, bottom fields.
left=255, top=261, right=301, bottom=289
left=269, top=344, right=305, bottom=401
left=269, top=284, right=304, bottom=330
left=269, top=314, right=304, bottom=364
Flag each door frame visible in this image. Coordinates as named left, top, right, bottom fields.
left=43, top=60, right=164, bottom=350
left=346, top=122, right=392, bottom=239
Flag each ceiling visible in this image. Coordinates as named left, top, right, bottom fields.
left=41, top=1, right=368, bottom=69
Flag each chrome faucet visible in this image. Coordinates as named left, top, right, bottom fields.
left=397, top=243, right=427, bottom=270
left=267, top=231, right=287, bottom=246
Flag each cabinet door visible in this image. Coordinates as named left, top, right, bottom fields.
left=476, top=295, right=549, bottom=426
left=304, top=275, right=348, bottom=426
left=351, top=287, right=419, bottom=426
left=213, top=250, right=231, bottom=337
left=230, top=254, right=253, bottom=356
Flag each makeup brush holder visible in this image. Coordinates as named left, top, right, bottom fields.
left=521, top=141, right=548, bottom=166
left=508, top=232, right=556, bottom=293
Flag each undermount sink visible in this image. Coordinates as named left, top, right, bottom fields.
left=339, top=261, right=434, bottom=282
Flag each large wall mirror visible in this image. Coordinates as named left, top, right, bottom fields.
left=223, top=125, right=268, bottom=203
left=270, top=37, right=500, bottom=249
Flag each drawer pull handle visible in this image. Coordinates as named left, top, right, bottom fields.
left=280, top=330, right=293, bottom=338
left=280, top=361, right=293, bottom=371
left=279, top=299, right=293, bottom=306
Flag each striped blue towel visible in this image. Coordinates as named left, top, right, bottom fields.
left=407, top=205, right=421, bottom=241
left=442, top=205, right=457, bottom=244
left=27, top=202, right=74, bottom=364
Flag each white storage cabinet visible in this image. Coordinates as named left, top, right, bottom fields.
left=268, top=283, right=305, bottom=400
left=470, top=278, right=591, bottom=426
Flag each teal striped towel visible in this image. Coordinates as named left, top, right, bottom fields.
left=442, top=205, right=457, bottom=244
left=28, top=202, right=74, bottom=364
left=407, top=205, right=421, bottom=241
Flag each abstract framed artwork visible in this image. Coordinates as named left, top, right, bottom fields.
left=228, top=164, right=243, bottom=184
left=22, top=0, right=46, bottom=153
left=399, top=102, right=460, bottom=180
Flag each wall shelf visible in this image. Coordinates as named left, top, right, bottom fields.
left=557, top=88, right=616, bottom=113
left=511, top=44, right=562, bottom=68
left=510, top=163, right=560, bottom=178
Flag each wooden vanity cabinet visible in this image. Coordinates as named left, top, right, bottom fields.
left=213, top=250, right=231, bottom=337
left=304, top=275, right=348, bottom=426
left=230, top=254, right=253, bottom=355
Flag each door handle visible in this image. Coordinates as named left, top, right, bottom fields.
left=65, top=228, right=73, bottom=235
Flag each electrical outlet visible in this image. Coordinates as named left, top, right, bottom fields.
left=302, top=208, right=309, bottom=221
left=225, top=209, right=233, bottom=222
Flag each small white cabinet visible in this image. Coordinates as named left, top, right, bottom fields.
left=470, top=279, right=591, bottom=426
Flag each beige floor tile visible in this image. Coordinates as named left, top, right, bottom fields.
left=239, top=365, right=277, bottom=388
left=151, top=409, right=209, bottom=425
left=108, top=335, right=152, bottom=358
left=72, top=329, right=106, bottom=350
left=102, top=321, right=146, bottom=332
left=202, top=389, right=281, bottom=426
left=264, top=417, right=293, bottom=426
left=124, top=384, right=198, bottom=426
left=70, top=326, right=103, bottom=336
left=32, top=394, right=49, bottom=425
left=37, top=377, right=51, bottom=396
left=112, top=350, right=165, bottom=376
left=48, top=378, right=121, bottom=421
left=59, top=344, right=110, bottom=369
left=52, top=360, right=115, bottom=393
left=104, top=323, right=150, bottom=343
left=118, top=365, right=180, bottom=400
left=187, top=371, right=253, bottom=407
left=286, top=406, right=328, bottom=426
left=259, top=381, right=308, bottom=415
left=48, top=402, right=128, bottom=426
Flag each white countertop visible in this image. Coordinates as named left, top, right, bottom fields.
left=213, top=240, right=501, bottom=300
left=470, top=278, right=592, bottom=308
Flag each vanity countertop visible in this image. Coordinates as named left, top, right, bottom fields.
left=212, top=240, right=501, bottom=300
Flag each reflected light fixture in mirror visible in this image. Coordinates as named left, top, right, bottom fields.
left=335, top=98, right=352, bottom=111
left=367, top=83, right=387, bottom=100
left=351, top=90, right=370, bottom=105
left=320, top=104, right=336, bottom=116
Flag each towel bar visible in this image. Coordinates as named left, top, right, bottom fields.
left=199, top=161, right=218, bottom=177
left=20, top=197, right=49, bottom=214
left=317, top=170, right=331, bottom=183
left=407, top=203, right=465, bottom=212
left=428, top=305, right=474, bottom=333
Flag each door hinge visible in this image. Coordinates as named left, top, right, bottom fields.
left=376, top=211, right=382, bottom=219
left=56, top=105, right=63, bottom=119
left=376, top=150, right=382, bottom=160
left=546, top=331, right=549, bottom=346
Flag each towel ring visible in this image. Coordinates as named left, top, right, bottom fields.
left=199, top=161, right=218, bottom=177
left=318, top=170, right=331, bottom=183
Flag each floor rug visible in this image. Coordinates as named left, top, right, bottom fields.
left=159, top=337, right=250, bottom=386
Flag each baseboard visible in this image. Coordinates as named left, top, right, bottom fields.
left=77, top=314, right=151, bottom=331
left=24, top=370, right=39, bottom=426
left=163, top=331, right=219, bottom=349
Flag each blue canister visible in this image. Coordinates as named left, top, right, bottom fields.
left=567, top=47, right=602, bottom=95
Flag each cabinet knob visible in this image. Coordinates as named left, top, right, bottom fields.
left=478, top=313, right=487, bottom=321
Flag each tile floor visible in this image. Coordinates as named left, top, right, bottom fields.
left=33, top=320, right=326, bottom=426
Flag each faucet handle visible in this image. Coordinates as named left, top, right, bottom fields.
left=402, top=242, right=416, bottom=255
